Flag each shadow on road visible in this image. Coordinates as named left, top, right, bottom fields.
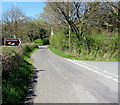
left=24, top=69, right=45, bottom=105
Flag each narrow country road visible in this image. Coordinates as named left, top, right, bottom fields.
left=31, top=46, right=118, bottom=103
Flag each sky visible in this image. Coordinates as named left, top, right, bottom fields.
left=2, top=2, right=46, bottom=18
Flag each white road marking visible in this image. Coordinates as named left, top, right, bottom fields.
left=78, top=61, right=99, bottom=69
left=103, top=70, right=118, bottom=77
left=112, top=79, right=119, bottom=82
left=66, top=58, right=118, bottom=83
left=75, top=60, right=118, bottom=78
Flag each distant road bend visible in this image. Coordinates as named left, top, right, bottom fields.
left=31, top=46, right=118, bottom=103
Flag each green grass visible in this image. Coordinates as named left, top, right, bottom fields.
left=49, top=45, right=119, bottom=61
left=24, top=47, right=38, bottom=63
left=48, top=45, right=94, bottom=61
left=49, top=45, right=74, bottom=58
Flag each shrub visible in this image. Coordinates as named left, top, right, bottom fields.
left=33, top=39, right=43, bottom=46
left=2, top=43, right=38, bottom=104
left=50, top=29, right=119, bottom=61
left=43, top=38, right=50, bottom=45
left=50, top=30, right=69, bottom=51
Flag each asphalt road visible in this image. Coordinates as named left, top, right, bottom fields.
left=31, top=46, right=118, bottom=103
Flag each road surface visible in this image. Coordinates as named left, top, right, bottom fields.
left=30, top=46, right=118, bottom=103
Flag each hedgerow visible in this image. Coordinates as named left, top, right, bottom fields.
left=2, top=43, right=38, bottom=104
left=50, top=30, right=119, bottom=61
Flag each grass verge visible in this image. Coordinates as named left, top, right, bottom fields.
left=48, top=45, right=89, bottom=60
left=48, top=45, right=118, bottom=61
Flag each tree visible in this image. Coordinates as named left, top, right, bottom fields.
left=42, top=2, right=119, bottom=54
left=42, top=2, right=92, bottom=53
left=2, top=6, right=36, bottom=43
left=2, top=6, right=27, bottom=37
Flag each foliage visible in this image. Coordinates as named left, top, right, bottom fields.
left=42, top=2, right=119, bottom=44
left=43, top=2, right=119, bottom=61
left=50, top=30, right=69, bottom=51
left=2, top=6, right=49, bottom=44
left=2, top=61, right=33, bottom=103
left=33, top=38, right=50, bottom=45
left=43, top=38, right=50, bottom=45
left=2, top=43, right=38, bottom=104
left=50, top=30, right=119, bottom=61
left=49, top=45, right=74, bottom=59
left=33, top=39, right=44, bottom=46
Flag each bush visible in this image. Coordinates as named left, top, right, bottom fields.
left=33, top=39, right=43, bottom=46
left=43, top=38, right=50, bottom=45
left=2, top=61, right=33, bottom=103
left=50, top=30, right=69, bottom=51
left=50, top=29, right=119, bottom=61
left=2, top=43, right=38, bottom=104
left=2, top=43, right=37, bottom=73
left=33, top=38, right=50, bottom=46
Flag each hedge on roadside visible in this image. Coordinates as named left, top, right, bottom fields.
left=2, top=43, right=38, bottom=104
